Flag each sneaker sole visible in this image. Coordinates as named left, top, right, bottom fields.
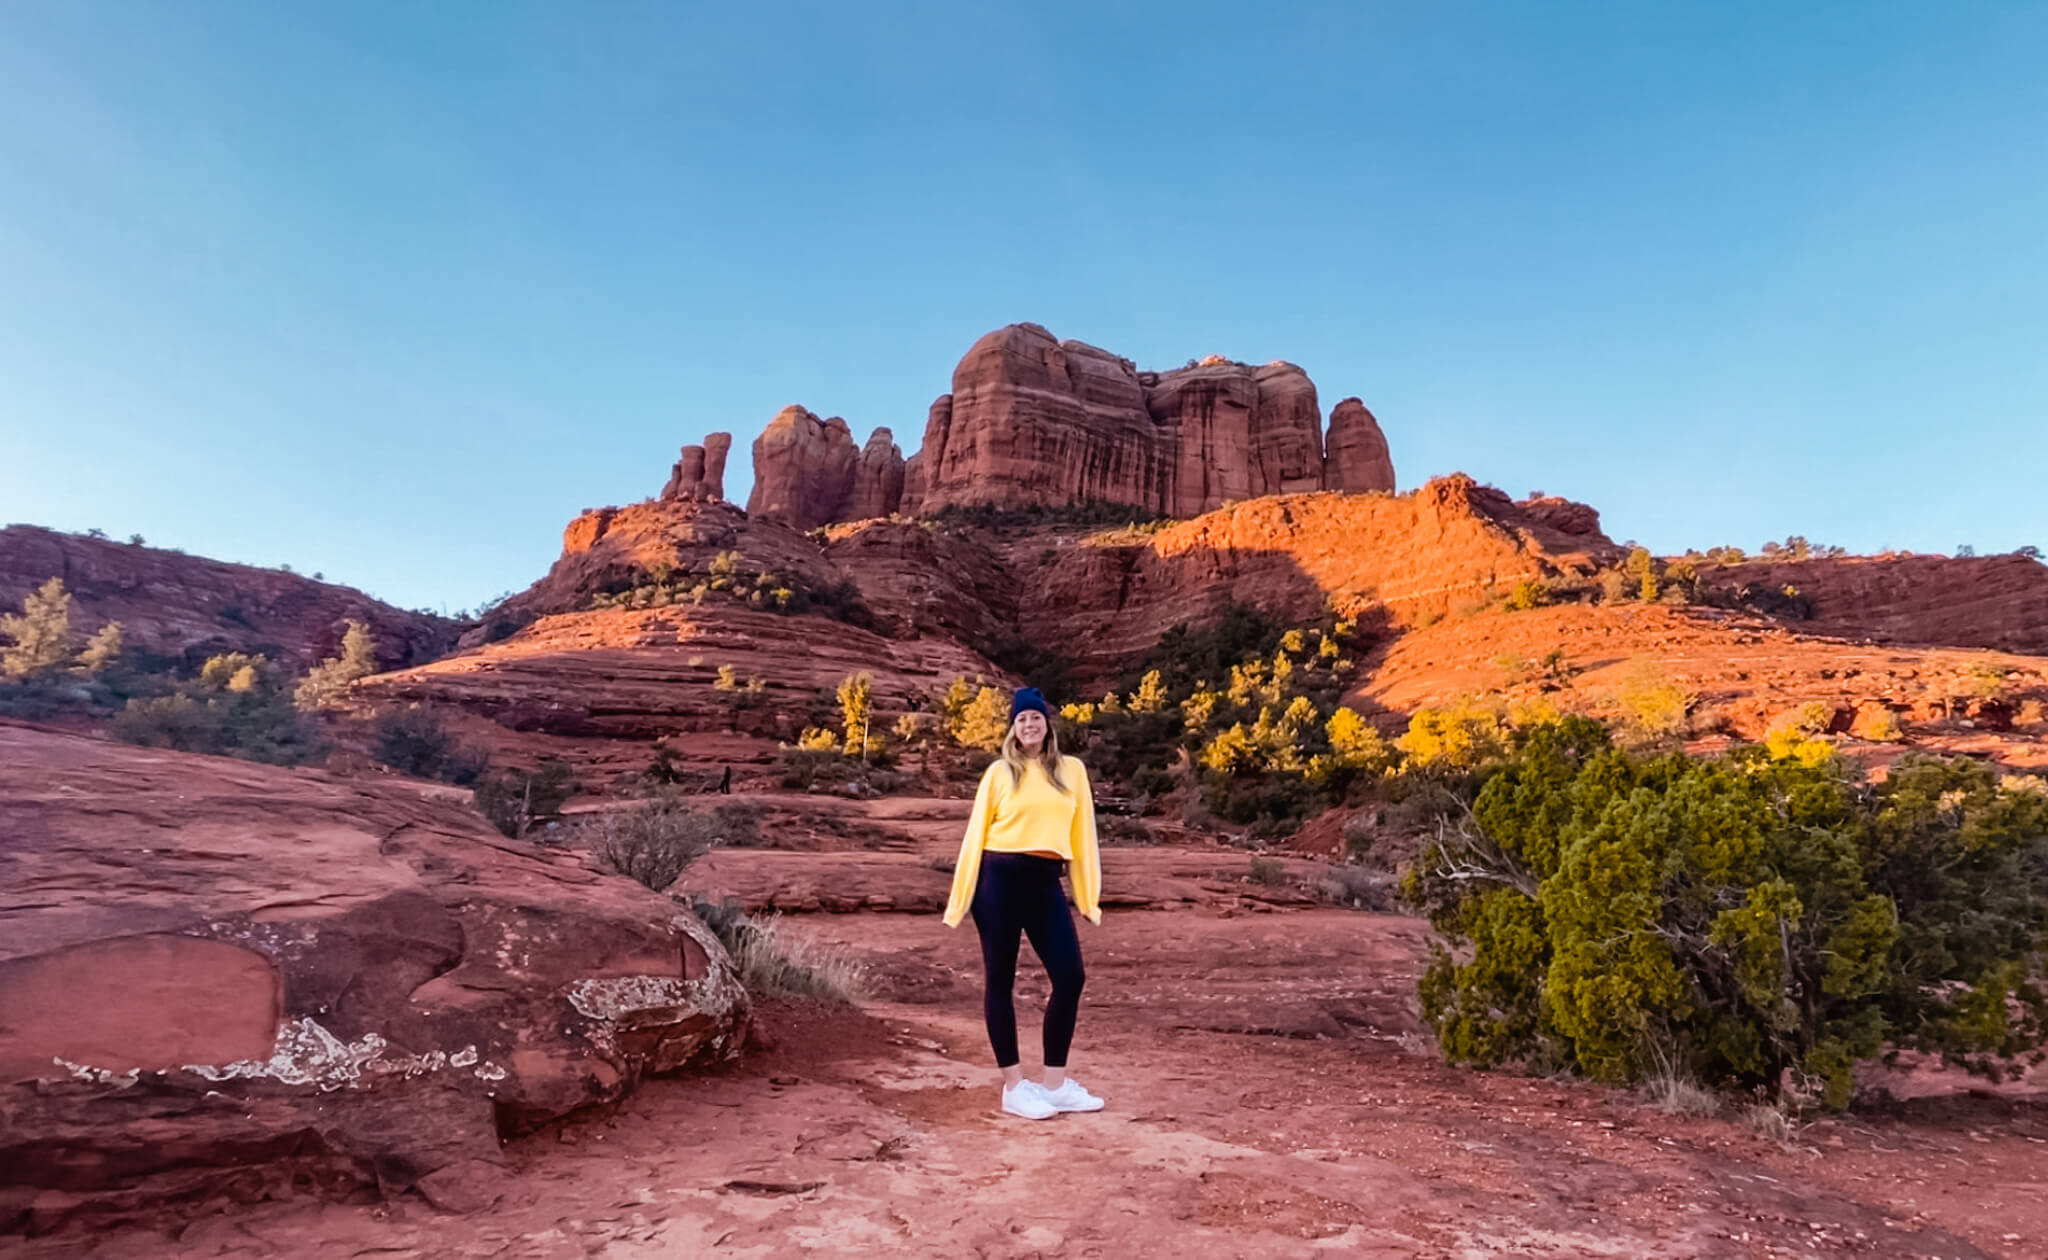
left=1001, top=1102, right=1058, bottom=1119
left=1047, top=1098, right=1105, bottom=1112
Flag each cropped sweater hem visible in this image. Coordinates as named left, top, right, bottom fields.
left=940, top=756, right=1102, bottom=928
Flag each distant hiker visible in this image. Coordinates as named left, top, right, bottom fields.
left=941, top=687, right=1104, bottom=1120
left=718, top=765, right=731, bottom=795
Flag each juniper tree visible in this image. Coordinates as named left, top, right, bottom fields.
left=1408, top=721, right=2048, bottom=1108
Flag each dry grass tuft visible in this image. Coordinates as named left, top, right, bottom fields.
left=1308, top=864, right=1393, bottom=910
left=1743, top=1102, right=1796, bottom=1145
left=1641, top=1068, right=1721, bottom=1119
left=730, top=912, right=869, bottom=1004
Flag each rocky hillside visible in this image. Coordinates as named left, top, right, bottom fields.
left=1013, top=475, right=1617, bottom=682
left=0, top=525, right=459, bottom=672
left=357, top=475, right=1623, bottom=776
left=351, top=458, right=2048, bottom=787
left=1699, top=552, right=2048, bottom=656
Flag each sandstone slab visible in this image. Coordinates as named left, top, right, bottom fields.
left=0, top=723, right=747, bottom=1232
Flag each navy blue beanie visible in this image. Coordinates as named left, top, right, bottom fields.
left=1009, top=687, right=1051, bottom=724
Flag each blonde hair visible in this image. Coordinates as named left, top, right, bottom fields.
left=1000, top=722, right=1068, bottom=793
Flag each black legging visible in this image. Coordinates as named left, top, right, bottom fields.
left=970, top=851, right=1086, bottom=1069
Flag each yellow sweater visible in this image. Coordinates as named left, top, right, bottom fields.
left=941, top=756, right=1102, bottom=928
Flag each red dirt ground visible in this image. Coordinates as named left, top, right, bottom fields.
left=21, top=828, right=2044, bottom=1260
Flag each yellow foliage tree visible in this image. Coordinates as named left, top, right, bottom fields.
left=1, top=577, right=72, bottom=679
left=954, top=686, right=1010, bottom=751
left=1397, top=697, right=1508, bottom=770
left=76, top=621, right=124, bottom=675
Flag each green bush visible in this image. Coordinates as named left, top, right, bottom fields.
left=472, top=760, right=577, bottom=838
left=776, top=743, right=907, bottom=793
left=1406, top=719, right=2048, bottom=1107
left=373, top=706, right=487, bottom=784
left=108, top=652, right=322, bottom=765
left=1248, top=856, right=1287, bottom=886
left=979, top=632, right=1074, bottom=704
left=1147, top=605, right=1285, bottom=696
left=593, top=558, right=883, bottom=634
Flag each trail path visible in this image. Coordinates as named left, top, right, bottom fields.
left=25, top=895, right=2043, bottom=1259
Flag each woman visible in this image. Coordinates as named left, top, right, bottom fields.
left=941, top=687, right=1105, bottom=1120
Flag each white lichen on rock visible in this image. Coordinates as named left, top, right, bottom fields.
left=176, top=1018, right=487, bottom=1090
left=566, top=975, right=695, bottom=1020
left=183, top=1018, right=389, bottom=1087
left=55, top=1059, right=141, bottom=1088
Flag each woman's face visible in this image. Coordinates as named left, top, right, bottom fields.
left=1012, top=708, right=1048, bottom=749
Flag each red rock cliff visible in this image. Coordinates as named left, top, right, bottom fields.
left=745, top=323, right=1397, bottom=525
left=745, top=406, right=858, bottom=528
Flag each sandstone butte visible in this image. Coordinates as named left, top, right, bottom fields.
left=740, top=323, right=1398, bottom=528
left=0, top=722, right=748, bottom=1231
left=0, top=525, right=458, bottom=673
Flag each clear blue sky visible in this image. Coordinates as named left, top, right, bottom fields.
left=3, top=2, right=2043, bottom=613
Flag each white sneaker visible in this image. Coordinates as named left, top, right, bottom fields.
left=1001, top=1080, right=1058, bottom=1120
left=1037, top=1078, right=1105, bottom=1112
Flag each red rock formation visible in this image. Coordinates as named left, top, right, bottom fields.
left=357, top=602, right=1005, bottom=781
left=746, top=406, right=859, bottom=528
left=660, top=431, right=732, bottom=503
left=921, top=324, right=1163, bottom=512
left=0, top=721, right=746, bottom=1230
left=0, top=526, right=458, bottom=672
left=1515, top=492, right=1604, bottom=537
left=1323, top=398, right=1396, bottom=494
left=1252, top=363, right=1329, bottom=497
left=898, top=396, right=951, bottom=517
left=362, top=498, right=1012, bottom=777
left=357, top=474, right=2048, bottom=789
left=1022, top=475, right=1619, bottom=684
left=821, top=516, right=1017, bottom=648
left=787, top=324, right=1394, bottom=523
left=527, top=500, right=840, bottom=623
left=849, top=427, right=906, bottom=520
